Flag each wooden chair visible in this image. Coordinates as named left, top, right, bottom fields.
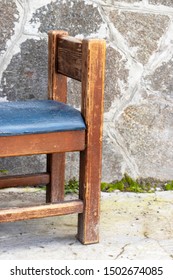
left=0, top=30, right=106, bottom=244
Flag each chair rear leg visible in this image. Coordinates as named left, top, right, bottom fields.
left=46, top=153, right=65, bottom=203
left=77, top=146, right=101, bottom=245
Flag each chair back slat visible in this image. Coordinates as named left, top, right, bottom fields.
left=57, top=36, right=82, bottom=81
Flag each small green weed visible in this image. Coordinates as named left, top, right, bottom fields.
left=37, top=178, right=79, bottom=194
left=39, top=175, right=173, bottom=194
left=65, top=178, right=79, bottom=194
left=0, top=169, right=9, bottom=175
left=164, top=181, right=173, bottom=191
left=1, top=167, right=172, bottom=194
left=101, top=173, right=156, bottom=193
left=34, top=178, right=79, bottom=194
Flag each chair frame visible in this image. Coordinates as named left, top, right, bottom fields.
left=0, top=30, right=106, bottom=244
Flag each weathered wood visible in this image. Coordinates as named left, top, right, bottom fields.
left=0, top=30, right=106, bottom=245
left=48, top=30, right=68, bottom=102
left=0, top=173, right=50, bottom=189
left=46, top=153, right=65, bottom=203
left=77, top=39, right=106, bottom=244
left=57, top=36, right=82, bottom=81
left=47, top=31, right=68, bottom=204
left=0, top=131, right=85, bottom=157
left=0, top=200, right=83, bottom=223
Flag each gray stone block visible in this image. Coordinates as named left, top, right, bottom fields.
left=105, top=46, right=129, bottom=112
left=0, top=39, right=48, bottom=101
left=116, top=103, right=173, bottom=180
left=0, top=0, right=19, bottom=54
left=144, top=56, right=173, bottom=101
left=105, top=8, right=170, bottom=64
left=31, top=0, right=103, bottom=36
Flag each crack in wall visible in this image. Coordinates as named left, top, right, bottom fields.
left=143, top=20, right=173, bottom=73
left=107, top=128, right=140, bottom=177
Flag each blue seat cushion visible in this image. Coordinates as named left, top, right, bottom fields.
left=0, top=100, right=86, bottom=136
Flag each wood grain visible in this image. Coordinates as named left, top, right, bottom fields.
left=0, top=200, right=83, bottom=223
left=48, top=30, right=68, bottom=102
left=57, top=36, right=82, bottom=81
left=47, top=31, right=69, bottom=204
left=0, top=131, right=85, bottom=157
left=46, top=153, right=65, bottom=203
left=0, top=173, right=50, bottom=189
left=77, top=39, right=106, bottom=244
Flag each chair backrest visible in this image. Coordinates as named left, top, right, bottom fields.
left=56, top=35, right=83, bottom=81
left=48, top=30, right=106, bottom=151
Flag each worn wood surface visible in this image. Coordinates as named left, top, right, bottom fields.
left=47, top=31, right=69, bottom=204
left=0, top=131, right=85, bottom=157
left=57, top=36, right=82, bottom=81
left=77, top=39, right=106, bottom=244
left=46, top=153, right=65, bottom=203
left=0, top=173, right=50, bottom=189
left=0, top=200, right=83, bottom=223
left=0, top=30, right=106, bottom=245
left=48, top=30, right=68, bottom=102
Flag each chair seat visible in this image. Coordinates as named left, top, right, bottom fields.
left=0, top=100, right=86, bottom=136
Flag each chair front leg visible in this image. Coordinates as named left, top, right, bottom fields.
left=77, top=145, right=101, bottom=244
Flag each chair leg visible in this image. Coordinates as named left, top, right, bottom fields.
left=46, top=153, right=65, bottom=203
left=77, top=147, right=101, bottom=244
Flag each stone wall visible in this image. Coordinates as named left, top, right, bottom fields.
left=0, top=0, right=173, bottom=182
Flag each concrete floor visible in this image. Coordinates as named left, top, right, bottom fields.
left=0, top=189, right=173, bottom=260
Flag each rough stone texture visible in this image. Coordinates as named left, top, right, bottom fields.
left=116, top=103, right=173, bottom=179
left=0, top=155, right=46, bottom=177
left=0, top=39, right=48, bottom=101
left=105, top=9, right=170, bottom=65
left=105, top=46, right=129, bottom=112
left=149, top=0, right=173, bottom=6
left=31, top=0, right=103, bottom=36
left=144, top=56, right=173, bottom=101
left=102, top=137, right=124, bottom=182
left=0, top=0, right=19, bottom=54
left=67, top=79, right=81, bottom=109
left=0, top=0, right=173, bottom=182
